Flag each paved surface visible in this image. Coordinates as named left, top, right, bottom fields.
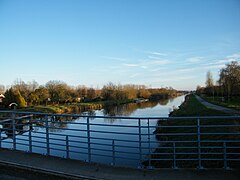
left=194, top=95, right=240, bottom=115
left=0, top=148, right=240, bottom=180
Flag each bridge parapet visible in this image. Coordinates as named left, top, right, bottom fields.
left=0, top=110, right=240, bottom=169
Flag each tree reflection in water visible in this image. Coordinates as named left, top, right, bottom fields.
left=102, top=100, right=171, bottom=117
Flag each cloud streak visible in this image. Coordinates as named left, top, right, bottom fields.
left=100, top=56, right=127, bottom=62
left=146, top=51, right=168, bottom=56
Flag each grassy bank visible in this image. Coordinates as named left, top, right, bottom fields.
left=200, top=95, right=240, bottom=111
left=169, top=94, right=229, bottom=116
left=16, top=99, right=134, bottom=114
left=144, top=94, right=240, bottom=168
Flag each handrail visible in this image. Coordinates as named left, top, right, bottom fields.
left=0, top=111, right=240, bottom=169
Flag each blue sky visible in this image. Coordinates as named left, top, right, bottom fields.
left=0, top=0, right=240, bottom=90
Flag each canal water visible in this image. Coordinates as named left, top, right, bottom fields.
left=0, top=95, right=185, bottom=167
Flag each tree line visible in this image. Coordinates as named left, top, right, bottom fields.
left=0, top=80, right=179, bottom=108
left=196, top=61, right=240, bottom=98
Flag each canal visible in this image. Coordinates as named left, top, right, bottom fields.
left=0, top=95, right=186, bottom=167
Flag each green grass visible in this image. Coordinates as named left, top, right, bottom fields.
left=201, top=95, right=240, bottom=111
left=16, top=99, right=134, bottom=114
left=170, top=94, right=229, bottom=116
left=144, top=94, right=240, bottom=168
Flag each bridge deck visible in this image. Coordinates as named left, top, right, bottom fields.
left=0, top=148, right=239, bottom=180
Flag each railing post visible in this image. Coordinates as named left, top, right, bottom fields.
left=138, top=118, right=142, bottom=168
left=45, top=115, right=50, bottom=156
left=223, top=142, right=230, bottom=170
left=0, top=128, right=2, bottom=148
left=112, top=140, right=115, bottom=166
left=147, top=118, right=153, bottom=169
left=29, top=128, right=32, bottom=153
left=12, top=112, right=16, bottom=150
left=197, top=118, right=203, bottom=169
left=87, top=117, right=91, bottom=162
left=66, top=135, right=69, bottom=159
left=173, top=142, right=178, bottom=169
left=29, top=115, right=33, bottom=153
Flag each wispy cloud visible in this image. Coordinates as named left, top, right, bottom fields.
left=152, top=75, right=196, bottom=83
left=203, top=64, right=225, bottom=70
left=226, top=53, right=240, bottom=61
left=122, top=59, right=170, bottom=69
left=130, top=73, right=140, bottom=78
left=100, top=56, right=127, bottom=62
left=186, top=56, right=203, bottom=63
left=175, top=67, right=198, bottom=72
left=202, top=53, right=240, bottom=70
left=145, top=51, right=168, bottom=56
left=122, top=63, right=139, bottom=67
left=148, top=56, right=163, bottom=59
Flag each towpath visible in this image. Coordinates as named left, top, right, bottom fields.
left=194, top=95, right=240, bottom=115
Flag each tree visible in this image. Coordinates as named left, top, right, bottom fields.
left=0, top=84, right=5, bottom=94
left=101, top=83, right=128, bottom=101
left=45, top=80, right=71, bottom=104
left=206, top=71, right=214, bottom=87
left=205, top=71, right=214, bottom=96
left=87, top=88, right=96, bottom=101
left=34, top=86, right=50, bottom=105
left=219, top=61, right=240, bottom=97
left=15, top=90, right=27, bottom=108
left=3, top=88, right=16, bottom=106
left=3, top=88, right=26, bottom=108
left=196, top=85, right=204, bottom=95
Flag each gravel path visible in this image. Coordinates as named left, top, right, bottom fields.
left=194, top=95, right=240, bottom=115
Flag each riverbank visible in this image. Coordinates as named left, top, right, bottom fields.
left=145, top=94, right=240, bottom=168
left=199, top=95, right=240, bottom=111
left=169, top=94, right=228, bottom=116
left=15, top=99, right=135, bottom=114
left=195, top=95, right=240, bottom=115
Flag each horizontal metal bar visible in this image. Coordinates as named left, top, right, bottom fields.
left=48, top=142, right=65, bottom=147
left=155, top=133, right=197, bottom=136
left=201, top=132, right=240, bottom=135
left=1, top=111, right=240, bottom=170
left=90, top=130, right=140, bottom=135
left=49, top=147, right=67, bottom=152
left=2, top=110, right=240, bottom=119
left=15, top=142, right=28, bottom=146
left=68, top=145, right=88, bottom=150
left=30, top=144, right=46, bottom=149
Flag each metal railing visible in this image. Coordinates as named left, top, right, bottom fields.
left=0, top=110, right=240, bottom=169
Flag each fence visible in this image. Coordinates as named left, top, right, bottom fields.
left=0, top=110, right=240, bottom=169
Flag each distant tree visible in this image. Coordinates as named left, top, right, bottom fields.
left=206, top=71, right=214, bottom=87
left=28, top=80, right=39, bottom=92
left=45, top=80, right=71, bottom=104
left=138, top=88, right=151, bottom=99
left=3, top=88, right=16, bottom=106
left=205, top=71, right=215, bottom=96
left=3, top=88, right=26, bottom=108
left=122, top=84, right=138, bottom=99
left=15, top=90, right=27, bottom=107
left=219, top=61, right=240, bottom=97
left=196, top=85, right=204, bottom=95
left=101, top=82, right=116, bottom=100
left=101, top=83, right=128, bottom=101
left=34, top=86, right=50, bottom=105
left=0, top=84, right=5, bottom=94
left=87, top=88, right=96, bottom=101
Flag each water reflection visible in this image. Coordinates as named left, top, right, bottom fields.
left=80, top=110, right=96, bottom=118
left=103, top=101, right=160, bottom=116
left=0, top=97, right=183, bottom=138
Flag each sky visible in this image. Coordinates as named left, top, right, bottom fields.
left=0, top=0, right=240, bottom=90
